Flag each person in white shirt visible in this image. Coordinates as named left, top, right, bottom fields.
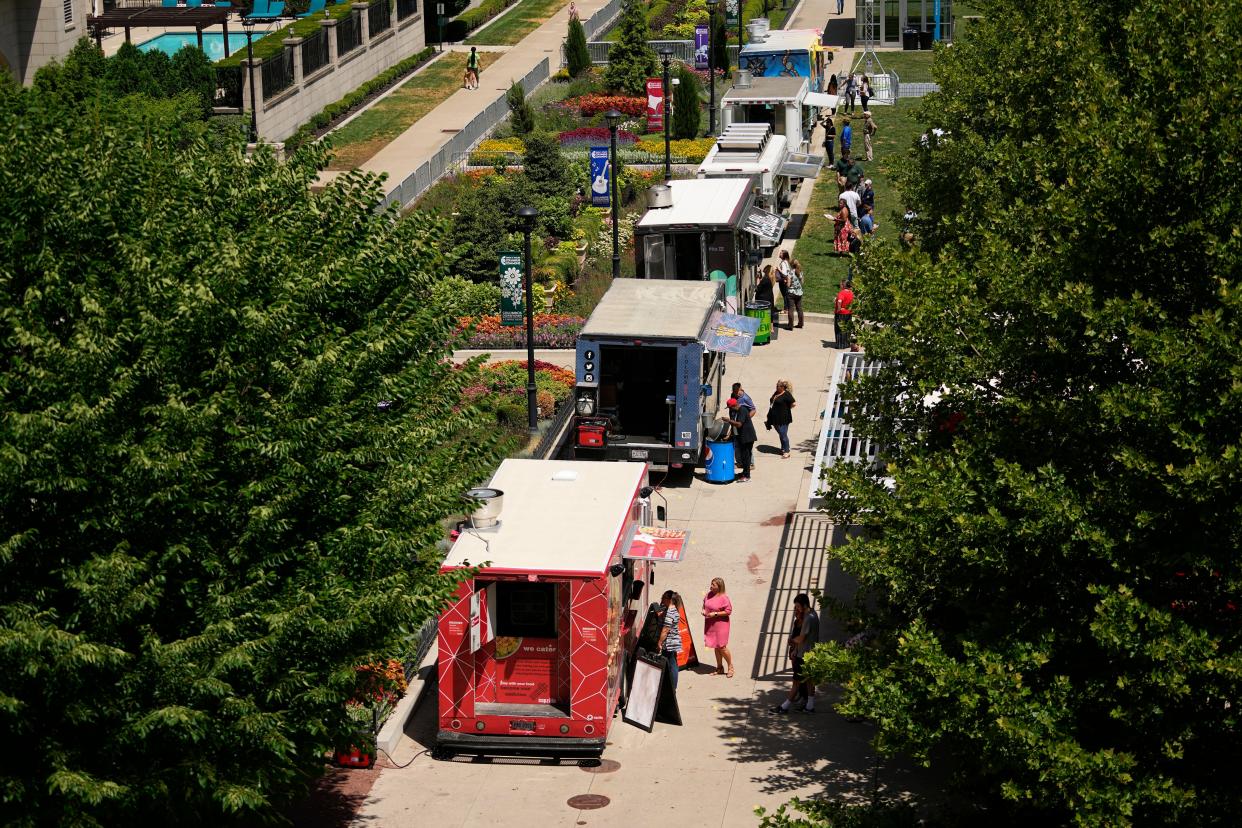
left=839, top=188, right=861, bottom=225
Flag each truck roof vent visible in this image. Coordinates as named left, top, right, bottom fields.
left=647, top=184, right=673, bottom=209
left=734, top=70, right=753, bottom=88
left=464, top=487, right=504, bottom=529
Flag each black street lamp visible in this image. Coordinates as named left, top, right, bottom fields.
left=659, top=48, right=673, bottom=183
left=605, top=108, right=623, bottom=280
left=516, top=205, right=540, bottom=434
left=242, top=18, right=258, bottom=143
left=708, top=3, right=717, bottom=136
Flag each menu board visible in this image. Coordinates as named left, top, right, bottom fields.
left=495, top=638, right=559, bottom=704
left=624, top=526, right=690, bottom=562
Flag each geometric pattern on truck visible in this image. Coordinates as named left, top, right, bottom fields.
left=570, top=578, right=611, bottom=721
left=437, top=583, right=474, bottom=718
left=557, top=582, right=572, bottom=702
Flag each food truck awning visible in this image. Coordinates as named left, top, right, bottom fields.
left=743, top=205, right=789, bottom=245
left=779, top=151, right=825, bottom=180
left=702, top=310, right=761, bottom=356
left=804, top=91, right=836, bottom=108
left=624, top=526, right=691, bottom=562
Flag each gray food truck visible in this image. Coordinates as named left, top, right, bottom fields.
left=633, top=178, right=787, bottom=314
left=572, top=280, right=758, bottom=470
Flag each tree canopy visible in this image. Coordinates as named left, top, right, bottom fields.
left=0, top=50, right=507, bottom=825
left=808, top=0, right=1242, bottom=824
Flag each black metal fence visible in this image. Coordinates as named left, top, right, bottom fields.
left=300, top=27, right=330, bottom=76
left=215, top=64, right=243, bottom=110
left=260, top=48, right=294, bottom=101
left=396, top=0, right=418, bottom=20
left=368, top=0, right=392, bottom=34
left=337, top=10, right=363, bottom=55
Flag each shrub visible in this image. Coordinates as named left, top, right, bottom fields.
left=672, top=63, right=701, bottom=139
left=565, top=16, right=591, bottom=78
left=604, top=0, right=657, bottom=95
left=507, top=81, right=536, bottom=135
left=431, top=277, right=503, bottom=318
left=523, top=131, right=571, bottom=197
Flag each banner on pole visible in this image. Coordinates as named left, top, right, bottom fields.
left=589, top=146, right=611, bottom=208
left=645, top=78, right=664, bottom=133
left=694, top=25, right=709, bottom=69
left=724, top=0, right=739, bottom=28
left=499, top=251, right=524, bottom=326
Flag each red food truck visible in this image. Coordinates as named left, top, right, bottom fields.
left=435, top=459, right=688, bottom=757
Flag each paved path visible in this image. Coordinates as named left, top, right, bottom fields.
left=342, top=0, right=610, bottom=198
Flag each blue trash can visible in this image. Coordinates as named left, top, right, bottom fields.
left=704, top=439, right=736, bottom=483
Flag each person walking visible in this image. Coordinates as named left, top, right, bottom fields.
left=725, top=397, right=757, bottom=482
left=702, top=578, right=734, bottom=678
left=766, top=380, right=796, bottom=458
left=836, top=0, right=844, bottom=14
left=844, top=73, right=857, bottom=114
left=466, top=46, right=481, bottom=90
left=859, top=75, right=871, bottom=112
left=786, top=259, right=805, bottom=329
left=834, top=279, right=855, bottom=348
left=772, top=593, right=820, bottom=713
left=658, top=589, right=683, bottom=689
left=821, top=115, right=836, bottom=165
left=863, top=111, right=877, bottom=161
left=840, top=118, right=852, bottom=158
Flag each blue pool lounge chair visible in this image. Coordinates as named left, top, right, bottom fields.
left=186, top=0, right=203, bottom=7
left=297, top=0, right=326, bottom=17
left=161, top=0, right=177, bottom=6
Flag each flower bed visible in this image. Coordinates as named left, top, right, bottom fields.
left=558, top=126, right=639, bottom=147
left=634, top=137, right=716, bottom=162
left=562, top=94, right=647, bottom=117
left=463, top=359, right=577, bottom=418
left=458, top=314, right=585, bottom=349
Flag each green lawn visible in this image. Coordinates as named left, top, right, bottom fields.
left=868, top=50, right=935, bottom=84
left=794, top=99, right=926, bottom=314
left=325, top=51, right=502, bottom=170
left=467, top=0, right=570, bottom=45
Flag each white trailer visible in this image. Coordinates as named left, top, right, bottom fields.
left=696, top=124, right=792, bottom=213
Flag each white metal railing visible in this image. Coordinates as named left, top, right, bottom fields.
left=806, top=351, right=885, bottom=510
left=576, top=39, right=739, bottom=67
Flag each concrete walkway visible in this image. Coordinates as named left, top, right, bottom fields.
left=348, top=0, right=610, bottom=198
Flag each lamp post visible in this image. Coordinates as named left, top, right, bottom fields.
left=708, top=3, right=717, bottom=136
left=659, top=48, right=673, bottom=183
left=242, top=18, right=258, bottom=144
left=516, top=205, right=540, bottom=434
left=605, top=108, right=623, bottom=280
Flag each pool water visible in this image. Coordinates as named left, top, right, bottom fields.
left=138, top=32, right=251, bottom=61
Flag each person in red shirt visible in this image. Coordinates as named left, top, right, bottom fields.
left=834, top=280, right=854, bottom=349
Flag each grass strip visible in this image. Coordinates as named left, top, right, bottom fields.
left=216, top=4, right=355, bottom=67
left=793, top=99, right=926, bottom=314
left=466, top=0, right=569, bottom=45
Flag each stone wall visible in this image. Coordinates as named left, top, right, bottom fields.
left=241, top=1, right=424, bottom=143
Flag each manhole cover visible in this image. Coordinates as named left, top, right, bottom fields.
left=567, top=794, right=611, bottom=810
left=579, top=758, right=621, bottom=774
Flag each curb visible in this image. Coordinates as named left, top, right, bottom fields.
left=377, top=647, right=438, bottom=756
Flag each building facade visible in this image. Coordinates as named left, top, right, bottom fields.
left=855, top=0, right=954, bottom=47
left=0, top=0, right=94, bottom=84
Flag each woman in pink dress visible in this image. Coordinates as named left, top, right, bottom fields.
left=702, top=577, right=734, bottom=678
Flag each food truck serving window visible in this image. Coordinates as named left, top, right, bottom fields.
left=495, top=582, right=558, bottom=638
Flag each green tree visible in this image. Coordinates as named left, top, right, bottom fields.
left=522, top=130, right=570, bottom=198
left=672, top=63, right=701, bottom=139
left=105, top=41, right=161, bottom=98
left=603, top=0, right=657, bottom=96
left=506, top=80, right=535, bottom=135
left=169, top=44, right=217, bottom=115
left=565, top=16, right=591, bottom=78
left=804, top=0, right=1242, bottom=825
left=0, top=75, right=507, bottom=825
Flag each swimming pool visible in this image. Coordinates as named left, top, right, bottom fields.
left=138, top=32, right=251, bottom=61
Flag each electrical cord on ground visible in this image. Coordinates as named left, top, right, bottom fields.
left=376, top=746, right=430, bottom=769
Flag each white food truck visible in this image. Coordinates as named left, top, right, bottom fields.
left=696, top=123, right=793, bottom=213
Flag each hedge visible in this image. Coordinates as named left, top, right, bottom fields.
left=216, top=3, right=357, bottom=67
left=284, top=45, right=437, bottom=152
left=448, top=0, right=521, bottom=39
